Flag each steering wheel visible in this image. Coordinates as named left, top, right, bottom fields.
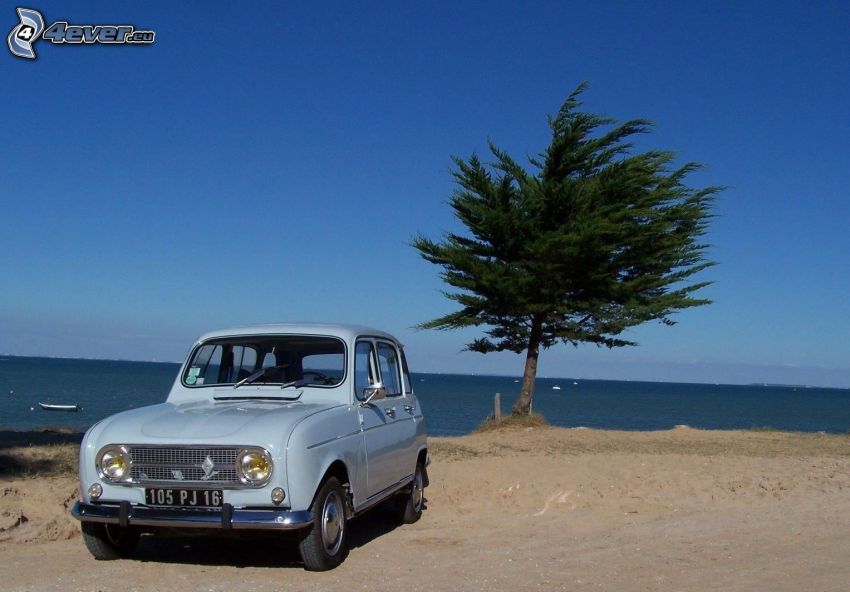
left=259, top=363, right=290, bottom=382
left=301, top=370, right=336, bottom=385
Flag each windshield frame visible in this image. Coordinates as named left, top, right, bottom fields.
left=180, top=333, right=348, bottom=390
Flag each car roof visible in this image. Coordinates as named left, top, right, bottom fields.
left=196, top=323, right=401, bottom=344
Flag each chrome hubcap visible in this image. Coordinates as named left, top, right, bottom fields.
left=321, top=491, right=344, bottom=555
left=412, top=470, right=424, bottom=512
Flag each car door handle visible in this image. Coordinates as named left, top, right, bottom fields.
left=384, top=407, right=396, bottom=418
left=403, top=404, right=415, bottom=414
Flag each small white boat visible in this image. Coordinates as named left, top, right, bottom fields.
left=39, top=402, right=82, bottom=412
left=573, top=381, right=578, bottom=385
left=552, top=385, right=561, bottom=390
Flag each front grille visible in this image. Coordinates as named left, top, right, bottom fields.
left=128, top=446, right=240, bottom=485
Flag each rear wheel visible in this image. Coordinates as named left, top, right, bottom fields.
left=397, top=462, right=425, bottom=524
left=298, top=477, right=349, bottom=571
left=81, top=522, right=140, bottom=560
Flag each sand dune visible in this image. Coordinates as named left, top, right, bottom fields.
left=2, top=426, right=849, bottom=591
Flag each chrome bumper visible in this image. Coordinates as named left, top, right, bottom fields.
left=72, top=501, right=312, bottom=530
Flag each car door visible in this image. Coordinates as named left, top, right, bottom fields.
left=355, top=339, right=398, bottom=498
left=395, top=345, right=422, bottom=475
left=374, top=340, right=419, bottom=483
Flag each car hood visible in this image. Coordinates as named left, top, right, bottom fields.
left=93, top=398, right=340, bottom=446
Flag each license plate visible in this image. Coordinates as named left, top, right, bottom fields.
left=145, top=488, right=223, bottom=508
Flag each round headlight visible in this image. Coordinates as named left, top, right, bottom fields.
left=237, top=449, right=273, bottom=486
left=97, top=445, right=131, bottom=482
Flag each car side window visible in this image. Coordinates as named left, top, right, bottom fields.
left=376, top=342, right=401, bottom=397
left=354, top=341, right=377, bottom=400
left=400, top=348, right=413, bottom=395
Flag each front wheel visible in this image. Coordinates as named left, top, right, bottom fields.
left=397, top=462, right=426, bottom=524
left=298, top=477, right=349, bottom=571
left=81, top=522, right=140, bottom=560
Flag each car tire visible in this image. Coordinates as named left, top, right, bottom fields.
left=298, top=476, right=349, bottom=571
left=397, top=462, right=426, bottom=524
left=81, top=522, right=140, bottom=560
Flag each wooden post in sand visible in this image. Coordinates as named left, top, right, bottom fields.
left=494, top=392, right=501, bottom=421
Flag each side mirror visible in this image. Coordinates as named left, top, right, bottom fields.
left=361, top=383, right=387, bottom=405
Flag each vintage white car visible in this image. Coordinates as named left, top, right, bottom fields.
left=72, top=324, right=429, bottom=570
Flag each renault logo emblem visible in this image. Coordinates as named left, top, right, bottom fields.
left=200, top=455, right=218, bottom=480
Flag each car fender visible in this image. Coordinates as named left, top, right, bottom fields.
left=78, top=418, right=110, bottom=503
left=284, top=404, right=364, bottom=511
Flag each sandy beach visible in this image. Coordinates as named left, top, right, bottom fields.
left=2, top=426, right=849, bottom=591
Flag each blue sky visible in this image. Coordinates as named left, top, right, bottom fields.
left=1, top=1, right=848, bottom=387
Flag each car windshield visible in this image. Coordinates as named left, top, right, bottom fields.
left=182, top=335, right=345, bottom=388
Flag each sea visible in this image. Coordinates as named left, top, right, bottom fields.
left=1, top=355, right=849, bottom=436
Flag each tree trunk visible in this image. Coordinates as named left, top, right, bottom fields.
left=511, top=317, right=542, bottom=415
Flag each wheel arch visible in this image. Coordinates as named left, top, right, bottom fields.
left=311, top=459, right=353, bottom=517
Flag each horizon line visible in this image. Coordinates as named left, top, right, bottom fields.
left=2, top=353, right=848, bottom=392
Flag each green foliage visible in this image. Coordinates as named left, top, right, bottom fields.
left=413, top=83, right=720, bottom=356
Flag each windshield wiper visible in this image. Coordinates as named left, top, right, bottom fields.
left=233, top=368, right=267, bottom=389
left=231, top=366, right=320, bottom=390
left=233, top=364, right=290, bottom=389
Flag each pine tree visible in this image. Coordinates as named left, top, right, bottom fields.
left=412, top=83, right=720, bottom=415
